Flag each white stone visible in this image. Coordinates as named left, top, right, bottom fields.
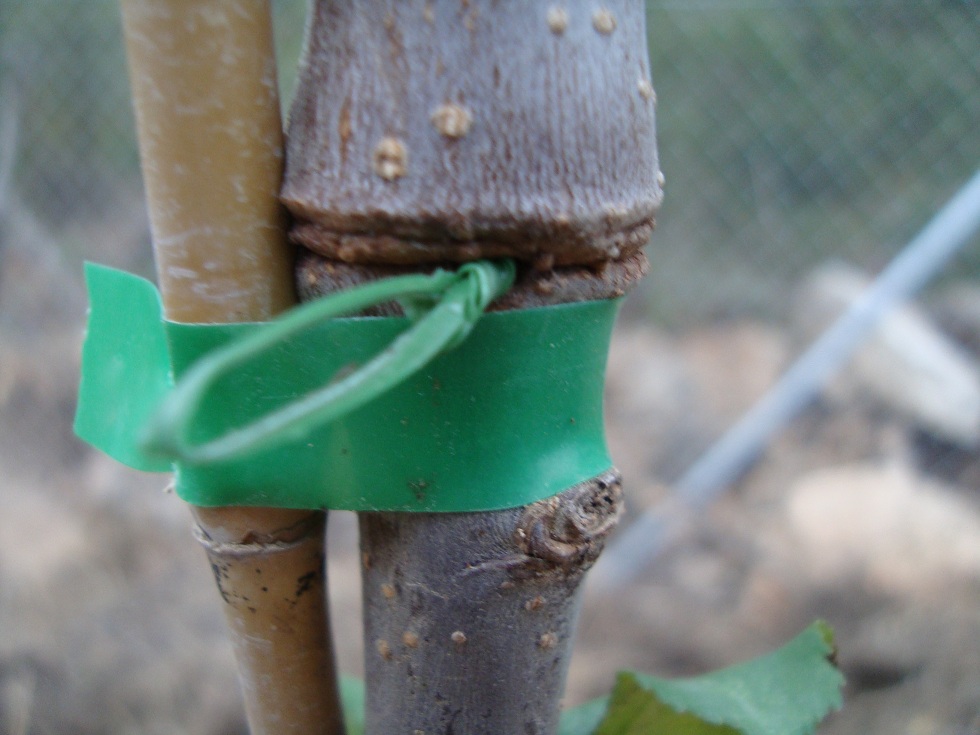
left=794, top=261, right=980, bottom=446
left=778, top=462, right=980, bottom=596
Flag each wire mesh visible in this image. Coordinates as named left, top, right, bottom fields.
left=0, top=0, right=307, bottom=259
left=2, top=1, right=977, bottom=317
left=641, top=0, right=980, bottom=322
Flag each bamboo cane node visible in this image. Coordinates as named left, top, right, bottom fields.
left=192, top=524, right=321, bottom=558
left=191, top=507, right=325, bottom=545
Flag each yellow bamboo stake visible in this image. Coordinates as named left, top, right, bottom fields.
left=121, top=0, right=293, bottom=321
left=120, top=2, right=343, bottom=732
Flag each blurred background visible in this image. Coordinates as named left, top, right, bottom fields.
left=1, top=1, right=978, bottom=733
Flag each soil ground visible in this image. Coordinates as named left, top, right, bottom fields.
left=1, top=234, right=978, bottom=734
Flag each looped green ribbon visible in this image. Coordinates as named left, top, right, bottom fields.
left=75, top=262, right=619, bottom=511
left=142, top=260, right=515, bottom=465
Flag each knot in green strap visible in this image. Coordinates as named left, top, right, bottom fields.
left=142, top=260, right=516, bottom=465
left=74, top=261, right=619, bottom=511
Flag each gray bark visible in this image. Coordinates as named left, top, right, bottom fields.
left=284, top=1, right=657, bottom=732
left=359, top=471, right=623, bottom=735
left=296, top=250, right=649, bottom=315
left=283, top=0, right=660, bottom=267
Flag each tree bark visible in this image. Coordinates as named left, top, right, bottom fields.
left=360, top=471, right=623, bottom=735
left=282, top=0, right=661, bottom=267
left=284, top=1, right=658, bottom=732
left=296, top=250, right=650, bottom=316
left=296, top=251, right=643, bottom=733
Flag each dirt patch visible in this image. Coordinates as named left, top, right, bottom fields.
left=1, top=243, right=978, bottom=734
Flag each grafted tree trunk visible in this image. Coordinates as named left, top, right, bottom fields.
left=359, top=472, right=623, bottom=735
left=282, top=0, right=661, bottom=267
left=284, top=1, right=659, bottom=732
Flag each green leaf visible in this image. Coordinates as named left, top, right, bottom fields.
left=560, top=696, right=610, bottom=735
left=594, top=622, right=844, bottom=735
left=340, top=676, right=365, bottom=735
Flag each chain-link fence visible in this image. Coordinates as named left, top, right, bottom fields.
left=1, top=0, right=309, bottom=280
left=2, top=1, right=978, bottom=320
left=644, top=0, right=980, bottom=322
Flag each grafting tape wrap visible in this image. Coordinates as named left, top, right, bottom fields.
left=143, top=260, right=517, bottom=465
left=75, top=262, right=619, bottom=512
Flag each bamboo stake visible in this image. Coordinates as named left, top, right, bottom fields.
left=120, top=3, right=343, bottom=732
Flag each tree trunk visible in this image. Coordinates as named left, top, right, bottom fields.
left=282, top=0, right=661, bottom=268
left=284, top=1, right=658, bottom=732
left=360, top=471, right=622, bottom=735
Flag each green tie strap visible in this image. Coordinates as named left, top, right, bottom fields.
left=75, top=262, right=620, bottom=512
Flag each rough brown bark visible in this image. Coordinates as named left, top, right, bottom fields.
left=296, top=250, right=650, bottom=315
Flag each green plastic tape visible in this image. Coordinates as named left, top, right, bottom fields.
left=143, top=259, right=517, bottom=465
left=74, top=263, right=174, bottom=473
left=75, top=263, right=620, bottom=512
